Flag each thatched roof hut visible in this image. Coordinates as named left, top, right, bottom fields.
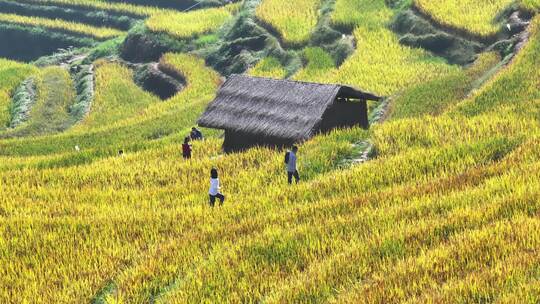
left=198, top=74, right=381, bottom=152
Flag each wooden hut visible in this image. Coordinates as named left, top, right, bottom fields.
left=198, top=74, right=381, bottom=152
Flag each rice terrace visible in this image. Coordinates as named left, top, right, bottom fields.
left=0, top=0, right=539, bottom=302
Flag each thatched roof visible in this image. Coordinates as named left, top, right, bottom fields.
left=198, top=74, right=381, bottom=141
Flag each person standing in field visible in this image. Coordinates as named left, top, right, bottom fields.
left=209, top=168, right=225, bottom=207
left=182, top=137, right=192, bottom=159
left=285, top=145, right=300, bottom=184
left=190, top=127, right=204, bottom=141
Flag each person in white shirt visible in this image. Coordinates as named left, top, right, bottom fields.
left=209, top=168, right=225, bottom=207
left=286, top=146, right=300, bottom=184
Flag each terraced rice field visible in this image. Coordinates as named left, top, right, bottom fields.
left=0, top=0, right=539, bottom=302
left=0, top=0, right=237, bottom=41
left=415, top=0, right=540, bottom=39
left=1, top=66, right=75, bottom=138
left=248, top=56, right=288, bottom=78
left=332, top=0, right=391, bottom=31
left=0, top=12, right=124, bottom=39
left=293, top=47, right=335, bottom=81
left=296, top=2, right=459, bottom=95
left=255, top=0, right=321, bottom=46
left=414, top=0, right=514, bottom=39
left=0, top=59, right=37, bottom=127
left=146, top=5, right=235, bottom=39
left=18, top=0, right=181, bottom=16
left=331, top=26, right=458, bottom=95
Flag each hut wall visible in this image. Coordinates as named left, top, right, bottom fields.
left=318, top=100, right=369, bottom=133
left=223, top=130, right=294, bottom=152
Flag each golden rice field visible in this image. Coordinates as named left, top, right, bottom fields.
left=413, top=0, right=540, bottom=39
left=331, top=26, right=458, bottom=95
left=455, top=16, right=540, bottom=115
left=331, top=0, right=391, bottom=30
left=21, top=0, right=167, bottom=16
left=146, top=6, right=234, bottom=39
left=0, top=12, right=125, bottom=40
left=248, top=57, right=288, bottom=78
left=1, top=0, right=237, bottom=40
left=293, top=47, right=335, bottom=81
left=414, top=0, right=515, bottom=39
left=9, top=67, right=74, bottom=136
left=0, top=53, right=221, bottom=158
left=289, top=0, right=459, bottom=95
left=389, top=52, right=501, bottom=119
left=0, top=0, right=540, bottom=302
left=74, top=61, right=160, bottom=130
left=0, top=59, right=37, bottom=127
left=294, top=28, right=458, bottom=96
left=255, top=0, right=321, bottom=46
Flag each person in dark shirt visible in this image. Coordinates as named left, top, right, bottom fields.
left=182, top=137, right=192, bottom=159
left=190, top=127, right=204, bottom=141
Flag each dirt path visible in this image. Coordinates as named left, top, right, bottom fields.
left=340, top=97, right=392, bottom=166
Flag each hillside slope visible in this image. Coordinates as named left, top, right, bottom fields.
left=0, top=0, right=539, bottom=302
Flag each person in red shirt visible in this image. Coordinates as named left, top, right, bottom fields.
left=182, top=137, right=192, bottom=159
